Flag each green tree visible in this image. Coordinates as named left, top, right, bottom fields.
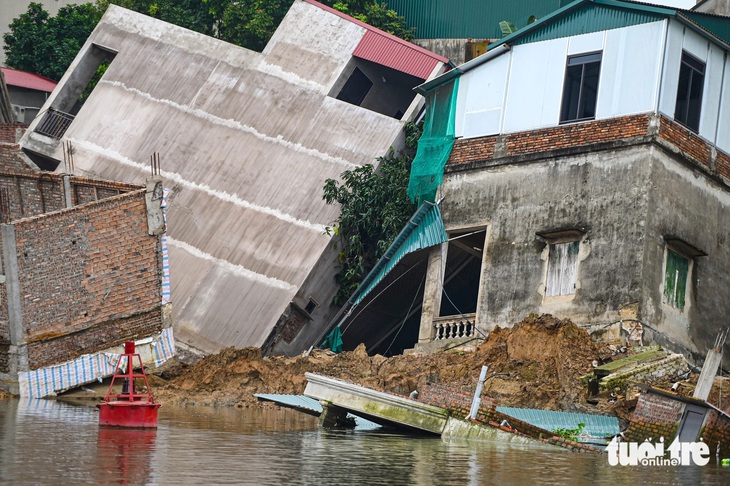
left=101, top=0, right=215, bottom=36
left=3, top=2, right=103, bottom=81
left=323, top=122, right=421, bottom=305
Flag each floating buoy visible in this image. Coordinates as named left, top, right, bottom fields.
left=97, top=342, right=161, bottom=427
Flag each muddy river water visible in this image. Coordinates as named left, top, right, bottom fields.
left=1, top=399, right=728, bottom=485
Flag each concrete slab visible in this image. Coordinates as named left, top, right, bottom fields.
left=304, top=372, right=449, bottom=434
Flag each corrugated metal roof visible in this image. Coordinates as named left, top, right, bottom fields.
left=253, top=394, right=381, bottom=428
left=353, top=30, right=442, bottom=80
left=509, top=2, right=665, bottom=46
left=1, top=67, right=57, bottom=92
left=350, top=201, right=447, bottom=306
left=254, top=393, right=323, bottom=414
left=497, top=407, right=620, bottom=440
left=387, top=0, right=567, bottom=40
left=681, top=11, right=730, bottom=46
left=304, top=0, right=449, bottom=74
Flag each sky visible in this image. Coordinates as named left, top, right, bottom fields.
left=647, top=0, right=698, bottom=8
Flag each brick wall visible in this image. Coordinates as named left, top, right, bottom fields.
left=27, top=307, right=162, bottom=369
left=449, top=114, right=650, bottom=166
left=657, top=115, right=712, bottom=169
left=420, top=382, right=601, bottom=452
left=0, top=124, right=26, bottom=143
left=0, top=342, right=8, bottom=373
left=626, top=391, right=730, bottom=454
left=0, top=144, right=140, bottom=222
left=447, top=114, right=730, bottom=193
left=701, top=409, right=730, bottom=456
left=625, top=392, right=683, bottom=441
left=10, top=190, right=162, bottom=369
left=419, top=382, right=497, bottom=422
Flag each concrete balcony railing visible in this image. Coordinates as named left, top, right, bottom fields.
left=432, top=313, right=477, bottom=341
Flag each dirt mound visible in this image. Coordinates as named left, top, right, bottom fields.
left=155, top=314, right=599, bottom=411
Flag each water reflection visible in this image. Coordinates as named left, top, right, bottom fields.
left=96, top=427, right=157, bottom=485
left=1, top=399, right=729, bottom=485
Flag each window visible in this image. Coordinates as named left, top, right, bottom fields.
left=560, top=52, right=602, bottom=123
left=664, top=249, right=689, bottom=311
left=674, top=52, right=705, bottom=133
left=304, top=298, right=318, bottom=315
left=546, top=241, right=580, bottom=297
left=336, top=67, right=373, bottom=106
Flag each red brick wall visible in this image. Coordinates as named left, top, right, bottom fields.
left=448, top=114, right=730, bottom=194
left=658, top=115, right=712, bottom=169
left=625, top=392, right=683, bottom=442
left=449, top=136, right=497, bottom=165
left=0, top=124, right=26, bottom=143
left=11, top=190, right=162, bottom=369
left=701, top=409, right=730, bottom=455
left=0, top=146, right=139, bottom=222
left=27, top=307, right=162, bottom=369
left=419, top=382, right=601, bottom=452
left=449, top=114, right=650, bottom=166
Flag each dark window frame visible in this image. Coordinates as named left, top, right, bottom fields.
left=559, top=51, right=602, bottom=124
left=674, top=51, right=705, bottom=133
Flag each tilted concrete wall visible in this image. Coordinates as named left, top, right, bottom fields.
left=20, top=1, right=439, bottom=354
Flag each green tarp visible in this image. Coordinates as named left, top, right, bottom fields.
left=320, top=326, right=343, bottom=353
left=407, top=78, right=459, bottom=204
left=350, top=201, right=448, bottom=307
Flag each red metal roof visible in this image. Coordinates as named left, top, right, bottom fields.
left=303, top=0, right=449, bottom=80
left=1, top=67, right=57, bottom=93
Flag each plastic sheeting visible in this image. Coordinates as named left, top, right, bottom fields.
left=408, top=78, right=459, bottom=203
left=18, top=327, right=176, bottom=399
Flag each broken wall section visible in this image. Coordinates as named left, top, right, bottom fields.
left=5, top=190, right=163, bottom=369
left=0, top=159, right=170, bottom=394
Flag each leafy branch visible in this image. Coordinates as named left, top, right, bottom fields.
left=323, top=122, right=421, bottom=305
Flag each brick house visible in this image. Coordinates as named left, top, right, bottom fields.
left=406, top=0, right=730, bottom=365
left=0, top=137, right=173, bottom=396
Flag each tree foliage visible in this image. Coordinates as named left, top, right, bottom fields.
left=4, top=1, right=414, bottom=80
left=323, top=122, right=421, bottom=306
left=3, top=2, right=103, bottom=81
left=102, top=0, right=216, bottom=35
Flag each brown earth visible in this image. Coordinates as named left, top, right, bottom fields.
left=153, top=314, right=601, bottom=411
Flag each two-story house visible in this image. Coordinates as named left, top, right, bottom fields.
left=409, top=0, right=730, bottom=365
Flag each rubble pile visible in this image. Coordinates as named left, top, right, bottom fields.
left=153, top=314, right=600, bottom=410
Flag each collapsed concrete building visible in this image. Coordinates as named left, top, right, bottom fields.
left=0, top=138, right=172, bottom=396
left=19, top=0, right=449, bottom=356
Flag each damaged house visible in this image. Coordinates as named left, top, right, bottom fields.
left=337, top=0, right=730, bottom=361
left=0, top=138, right=172, bottom=397
left=408, top=0, right=730, bottom=364
left=18, top=0, right=449, bottom=356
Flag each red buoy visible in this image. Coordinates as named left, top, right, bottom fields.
left=97, top=342, right=161, bottom=427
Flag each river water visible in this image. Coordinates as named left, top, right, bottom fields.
left=1, top=399, right=728, bottom=485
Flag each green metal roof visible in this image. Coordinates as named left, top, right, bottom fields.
left=349, top=201, right=447, bottom=307
left=496, top=407, right=620, bottom=442
left=490, top=0, right=670, bottom=50
left=387, top=0, right=568, bottom=40
left=682, top=11, right=730, bottom=46
left=418, top=0, right=730, bottom=96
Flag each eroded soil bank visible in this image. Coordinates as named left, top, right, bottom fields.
left=153, top=314, right=604, bottom=411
